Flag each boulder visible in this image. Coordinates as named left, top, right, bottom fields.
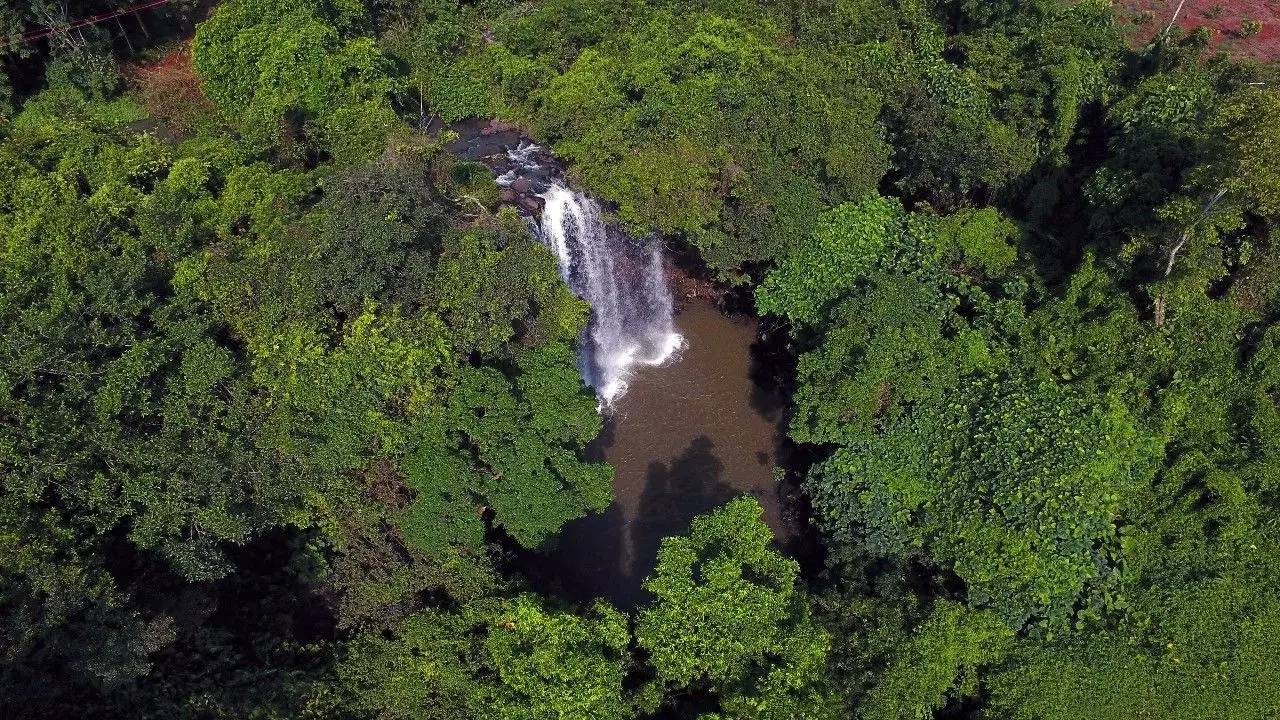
left=518, top=194, right=545, bottom=216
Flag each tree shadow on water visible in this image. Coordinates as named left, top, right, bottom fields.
left=527, top=500, right=630, bottom=609
left=747, top=321, right=793, bottom=424
left=521, top=435, right=739, bottom=614
left=627, top=435, right=738, bottom=610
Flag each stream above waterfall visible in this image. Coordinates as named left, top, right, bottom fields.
left=446, top=120, right=799, bottom=610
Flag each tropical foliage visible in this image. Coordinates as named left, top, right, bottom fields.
left=3, top=0, right=1280, bottom=719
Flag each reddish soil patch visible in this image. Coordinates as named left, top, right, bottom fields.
left=1118, top=0, right=1280, bottom=61
left=123, top=41, right=216, bottom=139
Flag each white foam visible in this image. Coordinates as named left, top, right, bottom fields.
left=642, top=332, right=686, bottom=366
left=522, top=159, right=684, bottom=409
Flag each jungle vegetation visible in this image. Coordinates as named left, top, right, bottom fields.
left=2, top=0, right=1279, bottom=718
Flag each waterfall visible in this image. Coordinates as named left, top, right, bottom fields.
left=497, top=142, right=684, bottom=407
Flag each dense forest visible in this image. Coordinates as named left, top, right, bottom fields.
left=2, top=0, right=1279, bottom=718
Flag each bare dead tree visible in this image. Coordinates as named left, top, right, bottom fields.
left=1164, top=187, right=1229, bottom=278
left=1162, top=0, right=1188, bottom=38
left=115, top=15, right=134, bottom=54
left=37, top=4, right=79, bottom=55
left=1155, top=187, right=1229, bottom=326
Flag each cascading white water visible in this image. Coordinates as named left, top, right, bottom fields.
left=497, top=143, right=684, bottom=407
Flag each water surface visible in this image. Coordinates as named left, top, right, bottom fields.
left=535, top=297, right=796, bottom=610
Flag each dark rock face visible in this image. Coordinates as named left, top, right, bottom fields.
left=517, top=194, right=546, bottom=215
left=479, top=117, right=516, bottom=136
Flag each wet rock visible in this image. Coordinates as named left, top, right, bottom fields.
left=500, top=188, right=517, bottom=205
left=510, top=176, right=534, bottom=194
left=480, top=118, right=517, bottom=136
left=518, top=194, right=545, bottom=216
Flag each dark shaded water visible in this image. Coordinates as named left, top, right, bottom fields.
left=533, top=299, right=798, bottom=610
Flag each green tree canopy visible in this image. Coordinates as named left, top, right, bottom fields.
left=340, top=594, right=631, bottom=720
left=193, top=0, right=400, bottom=158
left=636, top=497, right=838, bottom=719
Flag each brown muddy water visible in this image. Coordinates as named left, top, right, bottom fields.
left=531, top=295, right=800, bottom=611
